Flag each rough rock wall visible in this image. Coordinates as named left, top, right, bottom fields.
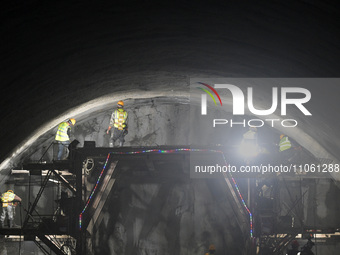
left=22, top=101, right=192, bottom=163
left=91, top=177, right=245, bottom=255
left=25, top=100, right=236, bottom=163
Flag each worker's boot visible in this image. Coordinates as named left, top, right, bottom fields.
left=119, top=141, right=124, bottom=147
left=9, top=220, right=13, bottom=228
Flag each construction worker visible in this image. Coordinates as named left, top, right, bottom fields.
left=240, top=126, right=259, bottom=162
left=55, top=118, right=76, bottom=160
left=1, top=190, right=22, bottom=228
left=106, top=100, right=128, bottom=147
left=279, top=134, right=294, bottom=163
left=243, top=126, right=258, bottom=142
left=205, top=244, right=216, bottom=255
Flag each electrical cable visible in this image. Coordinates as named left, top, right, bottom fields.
left=78, top=148, right=254, bottom=238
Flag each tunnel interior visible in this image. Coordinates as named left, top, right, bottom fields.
left=1, top=1, right=340, bottom=255
left=1, top=96, right=340, bottom=255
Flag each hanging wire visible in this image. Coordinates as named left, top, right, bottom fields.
left=78, top=148, right=254, bottom=237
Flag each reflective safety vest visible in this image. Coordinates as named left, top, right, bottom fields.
left=113, top=109, right=128, bottom=130
left=1, top=192, right=15, bottom=207
left=55, top=122, right=70, bottom=142
left=243, top=130, right=257, bottom=140
left=279, top=136, right=292, bottom=152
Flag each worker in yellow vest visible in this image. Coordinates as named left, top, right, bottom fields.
left=106, top=100, right=128, bottom=147
left=1, top=190, right=22, bottom=228
left=240, top=126, right=259, bottom=164
left=205, top=244, right=216, bottom=255
left=279, top=134, right=294, bottom=163
left=55, top=118, right=76, bottom=160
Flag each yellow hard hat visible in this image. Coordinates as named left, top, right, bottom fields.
left=209, top=244, right=215, bottom=250
left=7, top=190, right=14, bottom=193
left=117, top=100, right=124, bottom=107
left=69, top=118, right=76, bottom=125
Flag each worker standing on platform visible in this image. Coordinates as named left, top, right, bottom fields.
left=205, top=244, right=216, bottom=255
left=1, top=190, right=22, bottom=228
left=106, top=100, right=128, bottom=147
left=240, top=126, right=259, bottom=164
left=279, top=134, right=294, bottom=163
left=55, top=118, right=76, bottom=160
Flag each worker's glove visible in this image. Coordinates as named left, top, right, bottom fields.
left=123, top=128, right=128, bottom=136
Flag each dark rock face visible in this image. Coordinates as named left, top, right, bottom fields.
left=89, top=163, right=245, bottom=255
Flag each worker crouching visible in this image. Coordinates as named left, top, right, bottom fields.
left=1, top=190, right=22, bottom=228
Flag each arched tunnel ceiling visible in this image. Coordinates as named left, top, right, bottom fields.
left=1, top=1, right=340, bottom=183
